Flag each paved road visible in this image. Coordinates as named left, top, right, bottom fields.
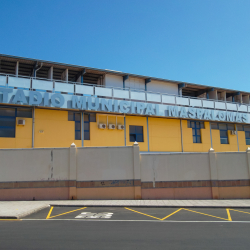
left=1, top=207, right=250, bottom=249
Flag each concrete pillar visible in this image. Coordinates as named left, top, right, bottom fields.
left=246, top=148, right=250, bottom=180
left=69, top=143, right=77, bottom=200
left=218, top=91, right=226, bottom=101
left=208, top=89, right=217, bottom=100
left=133, top=142, right=141, bottom=199
left=61, top=69, right=68, bottom=82
left=15, top=61, right=19, bottom=76
left=242, top=95, right=249, bottom=104
left=48, top=66, right=53, bottom=80
left=235, top=93, right=242, bottom=103
left=208, top=148, right=219, bottom=199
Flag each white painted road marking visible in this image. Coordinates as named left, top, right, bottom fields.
left=75, top=212, right=114, bottom=219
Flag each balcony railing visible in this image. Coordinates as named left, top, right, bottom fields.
left=0, top=73, right=249, bottom=113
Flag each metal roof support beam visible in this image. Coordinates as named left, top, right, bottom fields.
left=48, top=66, right=53, bottom=80
left=145, top=78, right=151, bottom=91
left=123, top=75, right=129, bottom=89
left=76, top=68, right=86, bottom=83
left=178, top=83, right=186, bottom=96
left=15, top=61, right=19, bottom=76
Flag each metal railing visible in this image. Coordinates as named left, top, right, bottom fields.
left=0, top=73, right=249, bottom=112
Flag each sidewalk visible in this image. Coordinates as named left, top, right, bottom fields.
left=1, top=200, right=250, bottom=219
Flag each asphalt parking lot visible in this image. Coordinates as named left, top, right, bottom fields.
left=23, top=206, right=250, bottom=222
left=1, top=207, right=250, bottom=250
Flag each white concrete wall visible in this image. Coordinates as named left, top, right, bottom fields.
left=140, top=153, right=210, bottom=182
left=216, top=152, right=248, bottom=180
left=125, top=77, right=145, bottom=90
left=0, top=148, right=69, bottom=182
left=147, top=80, right=178, bottom=95
left=76, top=147, right=134, bottom=181
left=104, top=74, right=123, bottom=88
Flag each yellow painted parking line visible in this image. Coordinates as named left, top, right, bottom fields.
left=46, top=206, right=54, bottom=219
left=160, top=208, right=183, bottom=221
left=47, top=207, right=87, bottom=219
left=183, top=208, right=230, bottom=221
left=0, top=219, right=22, bottom=221
left=229, top=208, right=250, bottom=215
left=124, top=207, right=162, bottom=220
left=226, top=209, right=232, bottom=221
left=125, top=207, right=183, bottom=221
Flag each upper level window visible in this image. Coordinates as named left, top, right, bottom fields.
left=211, top=123, right=234, bottom=144
left=187, top=121, right=204, bottom=143
left=68, top=112, right=81, bottom=140
left=0, top=107, right=32, bottom=138
left=237, top=125, right=250, bottom=145
left=129, top=125, right=143, bottom=142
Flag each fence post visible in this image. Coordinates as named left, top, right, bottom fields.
left=208, top=148, right=219, bottom=199
left=69, top=143, right=77, bottom=200
left=246, top=148, right=250, bottom=180
left=133, top=142, right=142, bottom=199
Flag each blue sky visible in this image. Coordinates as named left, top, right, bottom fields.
left=0, top=0, right=249, bottom=91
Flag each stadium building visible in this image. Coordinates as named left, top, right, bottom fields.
left=0, top=53, right=250, bottom=153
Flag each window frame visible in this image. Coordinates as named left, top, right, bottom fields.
left=129, top=125, right=144, bottom=142
left=0, top=107, right=32, bottom=138
left=187, top=120, right=204, bottom=144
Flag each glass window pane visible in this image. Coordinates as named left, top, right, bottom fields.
left=90, top=113, right=96, bottom=122
left=0, top=127, right=15, bottom=137
left=0, top=108, right=15, bottom=117
left=130, top=134, right=136, bottom=142
left=211, top=123, right=218, bottom=129
left=221, top=138, right=228, bottom=144
left=200, top=122, right=204, bottom=129
left=68, top=112, right=74, bottom=121
left=84, top=114, right=89, bottom=121
left=196, top=122, right=200, bottom=129
left=191, top=122, right=195, bottom=128
left=0, top=117, right=16, bottom=127
left=197, top=130, right=201, bottom=136
left=237, top=125, right=244, bottom=131
left=227, top=124, right=234, bottom=130
left=219, top=123, right=227, bottom=130
left=187, top=121, right=191, bottom=128
left=192, top=129, right=196, bottom=135
left=75, top=122, right=81, bottom=130
left=84, top=131, right=90, bottom=140
left=136, top=134, right=143, bottom=142
left=220, top=130, right=227, bottom=137
left=84, top=122, right=89, bottom=130
left=193, top=136, right=196, bottom=143
left=75, top=113, right=81, bottom=121
left=75, top=131, right=81, bottom=140
left=244, top=126, right=250, bottom=132
left=129, top=126, right=135, bottom=134
left=196, top=136, right=201, bottom=143
left=17, top=108, right=32, bottom=118
left=245, top=132, right=250, bottom=138
left=246, top=139, right=250, bottom=145
left=136, top=126, right=143, bottom=134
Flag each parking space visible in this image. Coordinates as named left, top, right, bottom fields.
left=23, top=206, right=250, bottom=222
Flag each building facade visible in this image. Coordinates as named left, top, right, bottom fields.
left=0, top=54, right=250, bottom=152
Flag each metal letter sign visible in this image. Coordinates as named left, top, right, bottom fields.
left=0, top=88, right=249, bottom=123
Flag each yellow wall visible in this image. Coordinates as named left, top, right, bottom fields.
left=148, top=117, right=181, bottom=152
left=34, top=109, right=81, bottom=148
left=0, top=117, right=32, bottom=149
left=238, top=131, right=248, bottom=151
left=125, top=115, right=148, bottom=151
left=211, top=129, right=238, bottom=152
left=84, top=114, right=125, bottom=147
left=182, top=120, right=211, bottom=152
